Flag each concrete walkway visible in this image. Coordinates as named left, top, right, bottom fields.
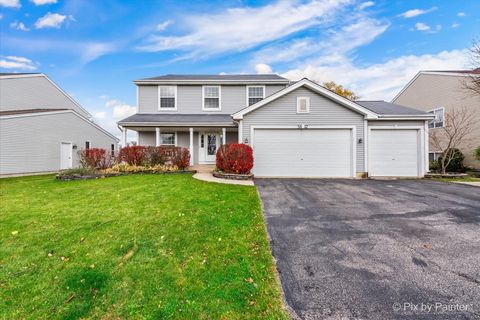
left=190, top=165, right=254, bottom=186
left=453, top=181, right=480, bottom=187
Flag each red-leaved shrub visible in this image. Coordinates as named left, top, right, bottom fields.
left=170, top=147, right=190, bottom=170
left=216, top=143, right=254, bottom=174
left=144, top=146, right=167, bottom=166
left=79, top=148, right=106, bottom=169
left=118, top=146, right=146, bottom=165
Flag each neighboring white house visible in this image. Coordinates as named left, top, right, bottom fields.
left=118, top=75, right=433, bottom=178
left=392, top=69, right=480, bottom=169
left=0, top=73, right=119, bottom=176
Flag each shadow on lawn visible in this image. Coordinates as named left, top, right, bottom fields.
left=62, top=268, right=109, bottom=320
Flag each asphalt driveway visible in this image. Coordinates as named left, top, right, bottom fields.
left=255, top=179, right=480, bottom=320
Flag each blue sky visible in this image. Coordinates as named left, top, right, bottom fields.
left=1, top=0, right=479, bottom=137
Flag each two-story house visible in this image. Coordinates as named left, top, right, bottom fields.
left=118, top=74, right=433, bottom=178
left=392, top=69, right=480, bottom=169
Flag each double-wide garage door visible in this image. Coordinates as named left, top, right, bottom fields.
left=253, top=128, right=353, bottom=177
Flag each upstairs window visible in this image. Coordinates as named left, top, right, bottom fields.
left=85, top=141, right=90, bottom=150
left=247, top=86, right=265, bottom=106
left=111, top=144, right=115, bottom=156
left=203, top=86, right=221, bottom=110
left=160, top=133, right=176, bottom=146
left=297, top=97, right=310, bottom=113
left=159, top=86, right=177, bottom=110
left=428, top=108, right=444, bottom=128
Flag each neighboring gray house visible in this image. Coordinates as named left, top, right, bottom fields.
left=392, top=69, right=480, bottom=169
left=118, top=74, right=433, bottom=178
left=0, top=73, right=119, bottom=176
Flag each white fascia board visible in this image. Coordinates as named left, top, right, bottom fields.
left=232, top=78, right=378, bottom=120
left=1, top=109, right=119, bottom=141
left=0, top=73, right=92, bottom=118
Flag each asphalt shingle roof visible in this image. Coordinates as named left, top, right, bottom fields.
left=136, top=74, right=289, bottom=81
left=118, top=113, right=235, bottom=125
left=356, top=100, right=429, bottom=115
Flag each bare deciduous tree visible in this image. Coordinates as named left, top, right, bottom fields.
left=430, top=107, right=478, bottom=174
left=463, top=39, right=480, bottom=96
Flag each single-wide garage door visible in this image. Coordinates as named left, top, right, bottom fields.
left=253, top=128, right=353, bottom=177
left=370, top=129, right=419, bottom=177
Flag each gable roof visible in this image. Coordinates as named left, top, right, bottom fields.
left=392, top=69, right=480, bottom=102
left=232, top=78, right=379, bottom=120
left=0, top=73, right=92, bottom=118
left=134, top=74, right=289, bottom=85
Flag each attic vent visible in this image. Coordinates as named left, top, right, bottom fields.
left=297, top=97, right=310, bottom=113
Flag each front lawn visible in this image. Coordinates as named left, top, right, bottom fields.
left=0, top=174, right=287, bottom=319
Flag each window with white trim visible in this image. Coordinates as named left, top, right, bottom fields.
left=85, top=141, right=90, bottom=150
left=159, top=86, right=176, bottom=110
left=428, top=108, right=444, bottom=128
left=160, top=133, right=176, bottom=146
left=247, top=86, right=264, bottom=106
left=297, top=97, right=310, bottom=113
left=203, top=86, right=220, bottom=110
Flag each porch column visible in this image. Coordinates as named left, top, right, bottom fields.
left=238, top=120, right=243, bottom=143
left=222, top=128, right=226, bottom=145
left=155, top=127, right=161, bottom=147
left=122, top=127, right=128, bottom=147
left=189, top=128, right=194, bottom=165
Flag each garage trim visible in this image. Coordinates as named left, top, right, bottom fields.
left=368, top=126, right=425, bottom=177
left=251, top=125, right=357, bottom=178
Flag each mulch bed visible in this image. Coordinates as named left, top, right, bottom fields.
left=212, top=171, right=253, bottom=180
left=425, top=173, right=469, bottom=179
left=56, top=170, right=197, bottom=181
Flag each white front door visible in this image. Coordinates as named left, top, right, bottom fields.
left=199, top=133, right=220, bottom=163
left=60, top=142, right=73, bottom=169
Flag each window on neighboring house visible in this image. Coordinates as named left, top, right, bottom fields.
left=111, top=144, right=115, bottom=156
left=428, top=108, right=444, bottom=128
left=203, top=86, right=220, bottom=110
left=429, top=152, right=442, bottom=162
left=159, top=86, right=176, bottom=110
left=247, top=86, right=265, bottom=106
left=297, top=97, right=310, bottom=113
left=85, top=141, right=90, bottom=149
left=160, top=133, right=176, bottom=146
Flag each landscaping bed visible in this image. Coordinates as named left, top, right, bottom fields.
left=0, top=174, right=288, bottom=319
left=213, top=170, right=254, bottom=180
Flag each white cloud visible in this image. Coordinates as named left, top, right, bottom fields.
left=81, top=42, right=116, bottom=63
left=451, top=23, right=460, bottom=28
left=0, top=0, right=20, bottom=8
left=399, top=7, right=437, bottom=18
left=281, top=49, right=467, bottom=100
left=0, top=55, right=37, bottom=70
left=457, top=12, right=465, bottom=17
left=156, top=20, right=172, bottom=32
left=93, top=111, right=107, bottom=119
left=34, top=12, right=73, bottom=29
left=105, top=99, right=136, bottom=119
left=138, top=0, right=351, bottom=58
left=10, top=21, right=30, bottom=31
left=31, top=0, right=57, bottom=5
left=357, top=1, right=374, bottom=10
left=255, top=63, right=273, bottom=74
left=415, top=22, right=430, bottom=31
left=253, top=17, right=388, bottom=65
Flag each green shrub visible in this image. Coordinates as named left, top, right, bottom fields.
left=438, top=148, right=465, bottom=172
left=475, top=146, right=480, bottom=161
left=58, top=167, right=99, bottom=176
left=429, top=160, right=440, bottom=172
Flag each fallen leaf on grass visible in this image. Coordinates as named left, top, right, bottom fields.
left=245, top=277, right=254, bottom=283
left=90, top=264, right=95, bottom=269
left=65, top=294, right=75, bottom=303
left=11, top=231, right=18, bottom=236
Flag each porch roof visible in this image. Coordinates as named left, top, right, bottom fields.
left=118, top=113, right=236, bottom=127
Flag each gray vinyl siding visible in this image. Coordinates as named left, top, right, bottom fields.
left=242, top=87, right=366, bottom=172
left=137, top=130, right=237, bottom=165
left=0, top=76, right=90, bottom=118
left=137, top=84, right=287, bottom=114
left=0, top=112, right=118, bottom=175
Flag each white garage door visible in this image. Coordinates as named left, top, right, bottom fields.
left=253, top=128, right=353, bottom=177
left=370, top=129, right=419, bottom=177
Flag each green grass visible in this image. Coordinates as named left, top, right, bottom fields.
left=0, top=174, right=288, bottom=319
left=432, top=176, right=480, bottom=182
